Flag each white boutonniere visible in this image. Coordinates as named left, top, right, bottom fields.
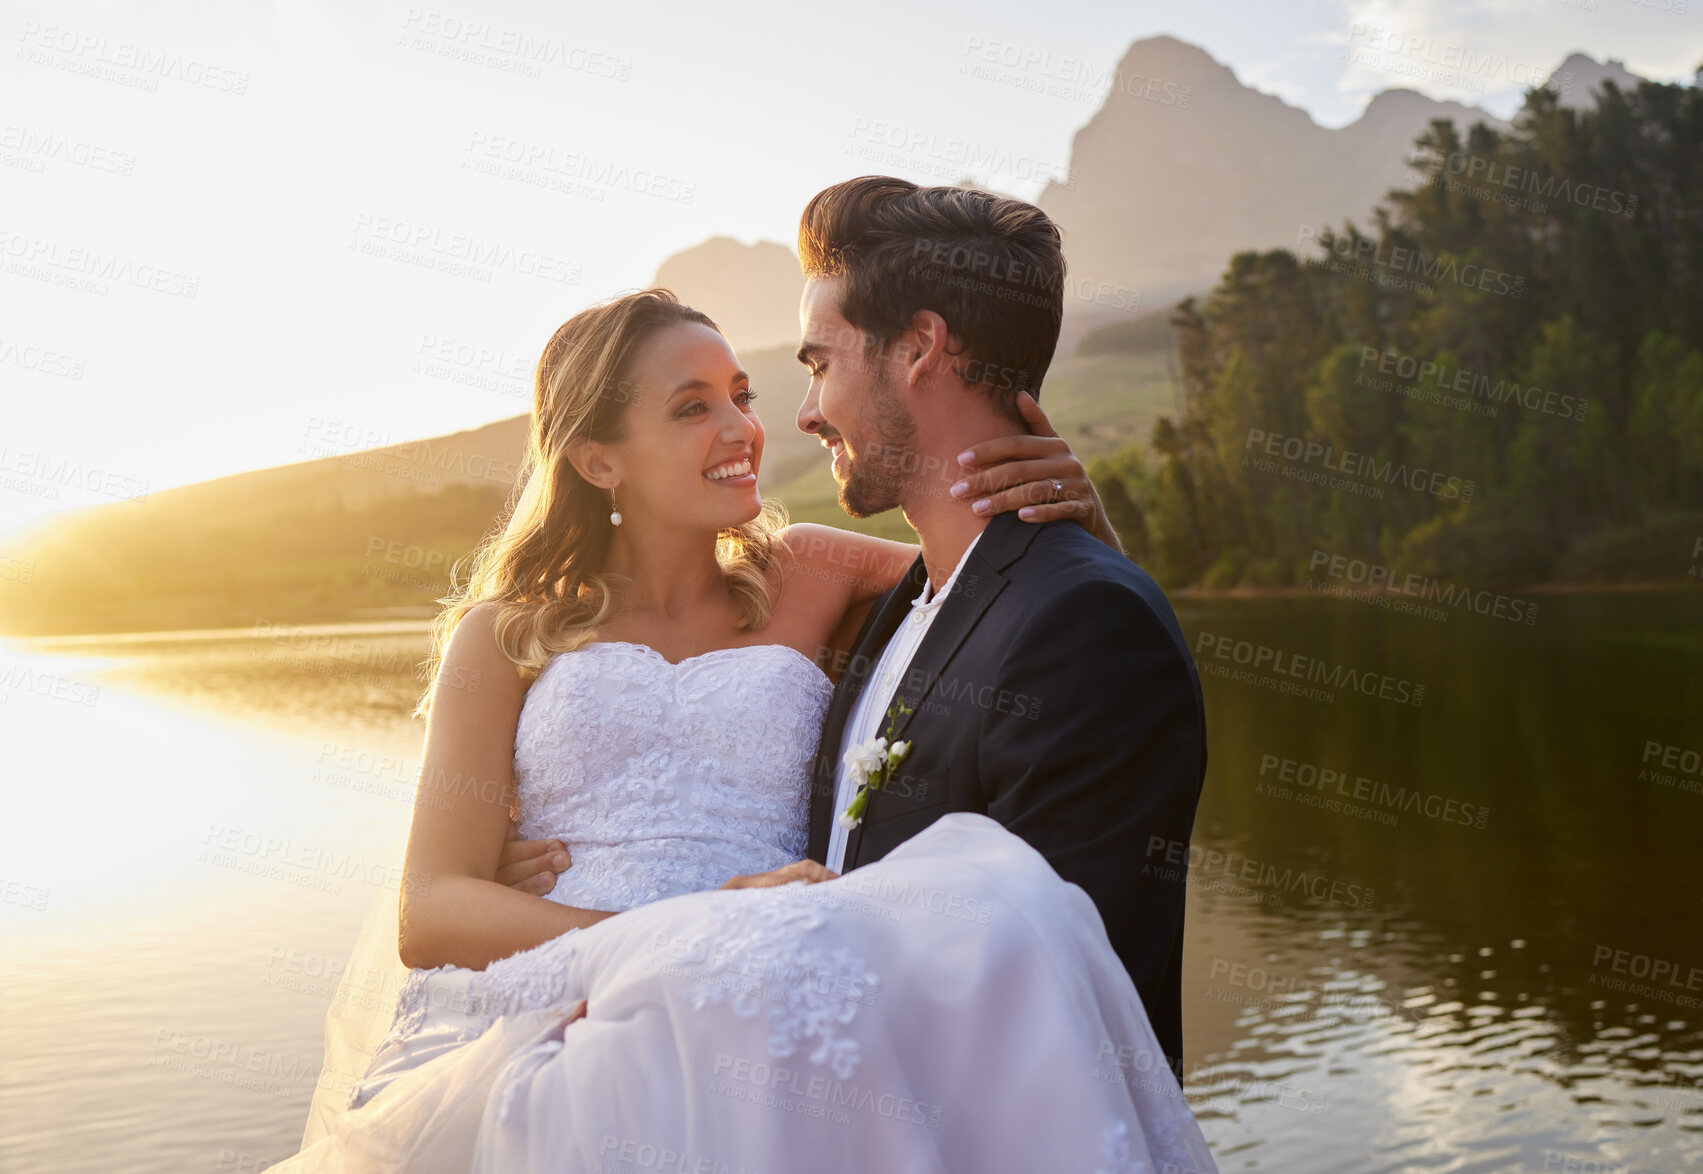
left=838, top=697, right=915, bottom=830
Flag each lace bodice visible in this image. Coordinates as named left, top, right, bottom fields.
left=511, top=640, right=835, bottom=912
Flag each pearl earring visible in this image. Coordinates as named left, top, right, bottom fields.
left=609, top=488, right=622, bottom=527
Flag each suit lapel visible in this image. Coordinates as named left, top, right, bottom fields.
left=806, top=551, right=929, bottom=862
left=845, top=512, right=1044, bottom=867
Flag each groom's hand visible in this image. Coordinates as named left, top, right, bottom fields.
left=495, top=819, right=571, bottom=896
left=719, top=860, right=839, bottom=889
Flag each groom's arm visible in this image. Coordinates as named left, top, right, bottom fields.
left=975, top=576, right=1205, bottom=1068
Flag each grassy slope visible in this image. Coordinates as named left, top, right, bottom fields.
left=0, top=342, right=1176, bottom=636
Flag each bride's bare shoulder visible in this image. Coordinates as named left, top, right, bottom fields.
left=447, top=600, right=507, bottom=654
left=434, top=602, right=531, bottom=703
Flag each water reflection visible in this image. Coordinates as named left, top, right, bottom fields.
left=0, top=632, right=422, bottom=1172
left=1177, top=592, right=1702, bottom=1172
left=1, top=597, right=1698, bottom=1172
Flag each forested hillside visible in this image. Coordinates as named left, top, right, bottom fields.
left=1089, top=79, right=1703, bottom=589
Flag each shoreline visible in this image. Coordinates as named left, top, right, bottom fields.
left=1174, top=578, right=1697, bottom=600
left=0, top=581, right=1695, bottom=645
left=1, top=610, right=438, bottom=649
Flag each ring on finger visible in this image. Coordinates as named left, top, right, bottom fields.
left=1049, top=477, right=1063, bottom=503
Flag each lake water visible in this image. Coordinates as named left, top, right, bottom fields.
left=1, top=596, right=1698, bottom=1172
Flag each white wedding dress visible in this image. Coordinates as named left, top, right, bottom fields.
left=278, top=640, right=1217, bottom=1174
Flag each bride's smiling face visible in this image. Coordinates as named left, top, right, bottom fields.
left=595, top=321, right=765, bottom=531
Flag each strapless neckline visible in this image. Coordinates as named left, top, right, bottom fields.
left=575, top=639, right=832, bottom=688
left=511, top=633, right=833, bottom=914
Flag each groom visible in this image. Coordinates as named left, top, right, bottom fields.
left=496, top=176, right=1208, bottom=1074
left=790, top=176, right=1206, bottom=1076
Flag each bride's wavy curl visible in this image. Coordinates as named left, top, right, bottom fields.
left=414, top=289, right=790, bottom=719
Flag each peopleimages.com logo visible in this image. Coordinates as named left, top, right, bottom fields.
left=1244, top=429, right=1476, bottom=502
left=1308, top=549, right=1540, bottom=625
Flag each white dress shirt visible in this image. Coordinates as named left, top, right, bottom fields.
left=825, top=527, right=986, bottom=873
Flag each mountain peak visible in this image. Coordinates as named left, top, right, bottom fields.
left=1351, top=86, right=1506, bottom=136
left=1113, top=34, right=1225, bottom=70
left=1546, top=52, right=1643, bottom=111
left=1110, top=34, right=1290, bottom=104
left=1038, top=33, right=1541, bottom=308
left=1365, top=87, right=1431, bottom=108
left=651, top=238, right=803, bottom=353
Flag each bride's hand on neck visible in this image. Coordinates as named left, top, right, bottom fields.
left=950, top=391, right=1123, bottom=555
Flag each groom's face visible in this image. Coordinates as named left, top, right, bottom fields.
left=795, top=277, right=919, bottom=518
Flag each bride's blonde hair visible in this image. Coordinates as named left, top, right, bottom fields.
left=414, top=289, right=790, bottom=719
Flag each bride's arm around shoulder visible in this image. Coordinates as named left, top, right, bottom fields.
left=397, top=601, right=614, bottom=971
left=778, top=522, right=919, bottom=610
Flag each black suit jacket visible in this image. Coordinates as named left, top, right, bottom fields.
left=805, top=509, right=1207, bottom=1073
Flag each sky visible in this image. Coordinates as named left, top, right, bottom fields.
left=1, top=0, right=1697, bottom=543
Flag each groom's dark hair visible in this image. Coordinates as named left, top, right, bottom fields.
left=798, top=176, right=1065, bottom=422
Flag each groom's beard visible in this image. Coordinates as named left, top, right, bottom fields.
left=837, top=366, right=920, bottom=519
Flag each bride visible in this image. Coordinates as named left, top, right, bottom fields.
left=277, top=289, right=1218, bottom=1173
